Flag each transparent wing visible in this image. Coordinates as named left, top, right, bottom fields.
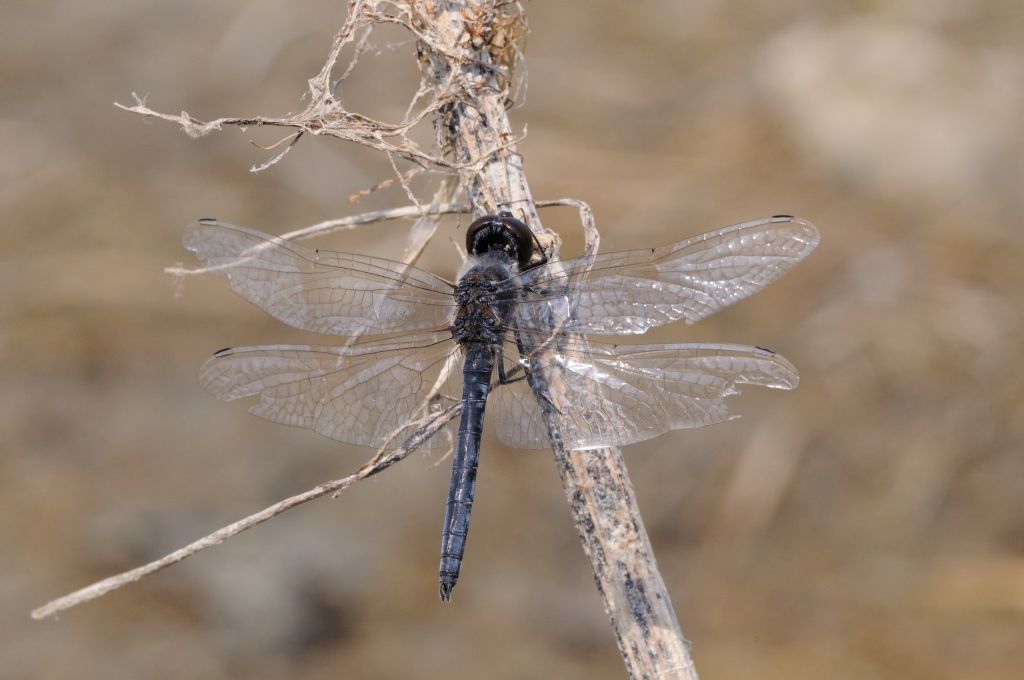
left=490, top=340, right=798, bottom=450
left=184, top=218, right=456, bottom=336
left=510, top=215, right=819, bottom=334
left=199, top=330, right=463, bottom=451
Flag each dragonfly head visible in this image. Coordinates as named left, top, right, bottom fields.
left=466, top=212, right=534, bottom=268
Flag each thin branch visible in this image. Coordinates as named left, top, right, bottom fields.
left=114, top=93, right=454, bottom=172
left=248, top=131, right=303, bottom=173
left=400, top=177, right=457, bottom=265
left=283, top=202, right=470, bottom=241
left=32, top=402, right=461, bottom=621
left=164, top=198, right=588, bottom=278
left=347, top=166, right=425, bottom=204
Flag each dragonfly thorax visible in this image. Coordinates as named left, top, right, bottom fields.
left=450, top=255, right=519, bottom=347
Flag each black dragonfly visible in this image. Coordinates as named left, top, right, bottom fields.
left=184, top=212, right=819, bottom=600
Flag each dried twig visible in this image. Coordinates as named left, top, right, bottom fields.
left=163, top=198, right=585, bottom=279
left=32, top=402, right=460, bottom=621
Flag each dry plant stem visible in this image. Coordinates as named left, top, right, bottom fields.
left=31, top=403, right=461, bottom=621
left=276, top=198, right=586, bottom=244
left=419, top=2, right=697, bottom=678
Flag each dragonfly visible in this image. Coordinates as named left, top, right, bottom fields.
left=184, top=211, right=819, bottom=601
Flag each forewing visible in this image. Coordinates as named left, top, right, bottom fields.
left=491, top=341, right=798, bottom=450
left=199, top=331, right=463, bottom=451
left=184, top=219, right=456, bottom=335
left=512, top=215, right=819, bottom=334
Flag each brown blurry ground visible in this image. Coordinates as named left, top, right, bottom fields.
left=3, top=2, right=1023, bottom=678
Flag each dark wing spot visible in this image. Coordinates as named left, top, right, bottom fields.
left=213, top=347, right=234, bottom=357
left=770, top=214, right=794, bottom=222
left=198, top=217, right=218, bottom=224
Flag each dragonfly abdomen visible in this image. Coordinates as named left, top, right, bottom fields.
left=439, top=343, right=494, bottom=601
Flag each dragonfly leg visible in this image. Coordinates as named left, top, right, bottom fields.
left=520, top=230, right=549, bottom=272
left=533, top=384, right=562, bottom=416
left=493, top=346, right=565, bottom=416
left=493, top=345, right=529, bottom=386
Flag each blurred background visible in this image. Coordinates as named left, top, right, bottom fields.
left=3, top=1, right=1022, bottom=678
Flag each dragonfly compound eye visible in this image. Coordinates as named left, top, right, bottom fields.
left=466, top=213, right=534, bottom=268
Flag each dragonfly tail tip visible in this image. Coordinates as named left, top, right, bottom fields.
left=439, top=581, right=455, bottom=602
